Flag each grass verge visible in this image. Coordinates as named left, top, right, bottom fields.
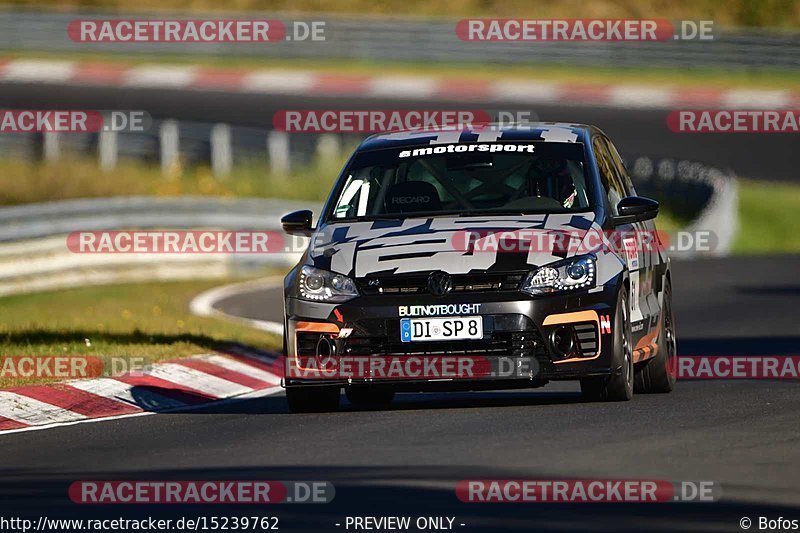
left=0, top=278, right=283, bottom=388
left=0, top=156, right=346, bottom=206
left=733, top=179, right=800, bottom=253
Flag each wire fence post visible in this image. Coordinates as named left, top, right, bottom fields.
left=98, top=128, right=118, bottom=171
left=42, top=132, right=60, bottom=162
left=267, top=130, right=290, bottom=175
left=316, top=134, right=341, bottom=163
left=160, top=120, right=180, bottom=175
left=210, top=123, right=233, bottom=178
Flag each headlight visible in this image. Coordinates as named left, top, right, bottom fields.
left=520, top=255, right=596, bottom=296
left=298, top=265, right=359, bottom=302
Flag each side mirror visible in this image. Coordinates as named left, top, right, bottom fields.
left=281, top=210, right=314, bottom=236
left=614, top=196, right=659, bottom=225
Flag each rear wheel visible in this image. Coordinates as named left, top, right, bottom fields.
left=581, top=288, right=633, bottom=402
left=635, top=279, right=677, bottom=393
left=345, top=386, right=395, bottom=409
left=286, top=386, right=341, bottom=413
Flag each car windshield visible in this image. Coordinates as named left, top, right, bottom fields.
left=329, top=141, right=592, bottom=221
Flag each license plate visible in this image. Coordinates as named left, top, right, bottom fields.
left=400, top=317, right=483, bottom=342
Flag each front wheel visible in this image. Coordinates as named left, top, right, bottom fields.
left=581, top=287, right=633, bottom=402
left=286, top=386, right=341, bottom=413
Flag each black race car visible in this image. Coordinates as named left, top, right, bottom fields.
left=280, top=123, right=676, bottom=412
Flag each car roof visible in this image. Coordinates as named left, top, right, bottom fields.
left=358, top=122, right=597, bottom=151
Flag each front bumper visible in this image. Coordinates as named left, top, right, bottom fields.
left=283, top=279, right=621, bottom=389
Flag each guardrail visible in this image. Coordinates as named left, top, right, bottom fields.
left=0, top=9, right=798, bottom=71
left=0, top=196, right=320, bottom=296
left=631, top=156, right=739, bottom=257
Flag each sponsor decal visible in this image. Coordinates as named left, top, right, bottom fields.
left=391, top=195, right=430, bottom=205
left=398, top=304, right=481, bottom=317
left=622, top=237, right=644, bottom=323
left=399, top=143, right=535, bottom=158
left=622, top=238, right=640, bottom=269
left=599, top=315, right=612, bottom=335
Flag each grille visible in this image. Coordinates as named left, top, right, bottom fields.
left=295, top=315, right=555, bottom=374
left=343, top=332, right=534, bottom=357
left=342, top=315, right=548, bottom=364
left=357, top=272, right=526, bottom=295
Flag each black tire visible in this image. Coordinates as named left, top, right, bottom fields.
left=286, top=386, right=341, bottom=413
left=581, top=288, right=633, bottom=402
left=634, top=279, right=677, bottom=393
left=345, top=386, right=395, bottom=409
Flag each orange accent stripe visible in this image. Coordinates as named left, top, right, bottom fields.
left=295, top=321, right=340, bottom=334
left=542, top=310, right=598, bottom=327
left=292, top=321, right=340, bottom=373
left=543, top=310, right=602, bottom=364
left=633, top=324, right=660, bottom=363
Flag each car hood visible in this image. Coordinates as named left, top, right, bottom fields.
left=306, top=213, right=602, bottom=278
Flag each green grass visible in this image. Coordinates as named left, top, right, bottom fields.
left=4, top=50, right=800, bottom=91
left=0, top=155, right=346, bottom=206
left=733, top=178, right=800, bottom=253
left=0, top=279, right=283, bottom=388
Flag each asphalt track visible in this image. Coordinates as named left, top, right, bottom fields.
left=2, top=82, right=799, bottom=531
left=1, top=256, right=799, bottom=531
left=0, top=81, right=797, bottom=181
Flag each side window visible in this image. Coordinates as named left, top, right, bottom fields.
left=593, top=136, right=626, bottom=215
left=604, top=137, right=636, bottom=196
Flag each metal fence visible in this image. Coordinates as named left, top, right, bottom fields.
left=0, top=9, right=798, bottom=70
